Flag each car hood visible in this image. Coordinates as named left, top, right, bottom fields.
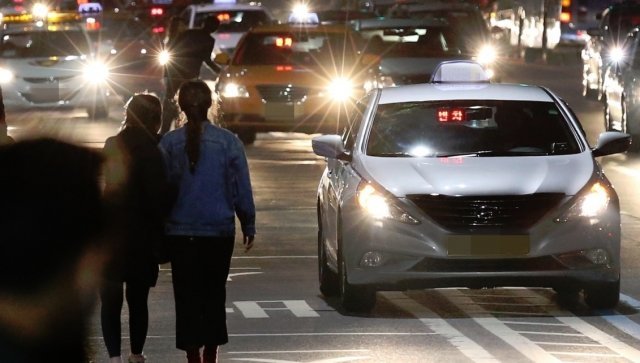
left=381, top=56, right=467, bottom=75
left=222, top=65, right=359, bottom=86
left=357, top=153, right=596, bottom=197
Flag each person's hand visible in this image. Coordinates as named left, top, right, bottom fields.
left=243, top=234, right=255, bottom=252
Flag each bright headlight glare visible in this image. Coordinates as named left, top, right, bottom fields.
left=32, top=3, right=48, bottom=18
left=477, top=44, right=497, bottom=65
left=158, top=49, right=171, bottom=65
left=609, top=46, right=625, bottom=64
left=84, top=61, right=109, bottom=83
left=0, top=67, right=14, bottom=84
left=556, top=182, right=610, bottom=222
left=327, top=77, right=353, bottom=101
left=220, top=82, right=249, bottom=98
left=357, top=183, right=419, bottom=224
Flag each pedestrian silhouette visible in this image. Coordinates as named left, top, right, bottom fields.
left=0, top=138, right=106, bottom=362
left=159, top=80, right=255, bottom=363
left=101, top=94, right=170, bottom=363
left=161, top=16, right=221, bottom=134
left=0, top=85, right=15, bottom=145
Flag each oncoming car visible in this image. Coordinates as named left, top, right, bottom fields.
left=313, top=62, right=630, bottom=313
left=0, top=16, right=114, bottom=118
left=215, top=23, right=379, bottom=144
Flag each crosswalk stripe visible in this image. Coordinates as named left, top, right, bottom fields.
left=439, top=289, right=563, bottom=363
left=381, top=292, right=501, bottom=363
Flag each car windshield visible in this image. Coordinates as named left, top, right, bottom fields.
left=399, top=10, right=490, bottom=52
left=233, top=31, right=362, bottom=66
left=361, top=26, right=458, bottom=57
left=195, top=10, right=270, bottom=32
left=366, top=100, right=581, bottom=157
left=0, top=31, right=92, bottom=58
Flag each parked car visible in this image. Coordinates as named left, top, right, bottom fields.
left=313, top=61, right=630, bottom=313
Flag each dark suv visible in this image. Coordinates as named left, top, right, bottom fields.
left=582, top=1, right=640, bottom=99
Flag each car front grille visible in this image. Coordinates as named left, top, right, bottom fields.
left=406, top=193, right=565, bottom=232
left=23, top=76, right=74, bottom=83
left=256, top=85, right=308, bottom=102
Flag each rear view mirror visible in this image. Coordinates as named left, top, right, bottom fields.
left=312, top=134, right=350, bottom=160
left=592, top=131, right=631, bottom=157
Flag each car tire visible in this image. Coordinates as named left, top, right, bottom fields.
left=338, top=253, right=376, bottom=313
left=584, top=279, right=620, bottom=309
left=318, top=221, right=339, bottom=297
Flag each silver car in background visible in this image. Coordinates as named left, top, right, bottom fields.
left=313, top=69, right=630, bottom=313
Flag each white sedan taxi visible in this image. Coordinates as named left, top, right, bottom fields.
left=0, top=13, right=115, bottom=118
left=313, top=61, right=631, bottom=313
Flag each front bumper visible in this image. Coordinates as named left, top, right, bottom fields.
left=220, top=93, right=358, bottom=135
left=2, top=79, right=117, bottom=111
left=339, top=198, right=621, bottom=291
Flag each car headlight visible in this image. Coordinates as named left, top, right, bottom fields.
left=357, top=182, right=419, bottom=224
left=220, top=82, right=249, bottom=98
left=0, top=67, right=14, bottom=84
left=158, top=49, right=171, bottom=66
left=476, top=44, right=497, bottom=66
left=556, top=182, right=611, bottom=223
left=327, top=77, right=354, bottom=101
left=31, top=3, right=48, bottom=19
left=608, top=46, right=625, bottom=64
left=83, top=61, right=109, bottom=83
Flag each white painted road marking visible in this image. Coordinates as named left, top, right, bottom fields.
left=233, top=300, right=320, bottom=318
left=382, top=291, right=501, bottom=363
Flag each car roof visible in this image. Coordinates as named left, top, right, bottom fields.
left=188, top=3, right=268, bottom=12
left=377, top=83, right=554, bottom=104
left=353, top=17, right=448, bottom=30
left=248, top=23, right=354, bottom=34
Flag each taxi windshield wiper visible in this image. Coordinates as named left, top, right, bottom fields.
left=370, top=151, right=413, bottom=157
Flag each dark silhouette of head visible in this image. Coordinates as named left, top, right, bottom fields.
left=125, top=93, right=162, bottom=134
left=202, top=15, right=220, bottom=33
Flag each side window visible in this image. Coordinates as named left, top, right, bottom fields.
left=342, top=97, right=368, bottom=151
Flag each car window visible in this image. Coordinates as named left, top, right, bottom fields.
left=194, top=10, right=269, bottom=32
left=233, top=31, right=362, bottom=66
left=406, top=10, right=490, bottom=52
left=0, top=31, right=92, bottom=58
left=366, top=100, right=580, bottom=157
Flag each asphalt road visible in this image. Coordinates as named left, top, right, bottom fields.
left=7, top=57, right=640, bottom=362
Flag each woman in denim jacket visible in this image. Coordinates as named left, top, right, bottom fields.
left=159, top=80, right=255, bottom=363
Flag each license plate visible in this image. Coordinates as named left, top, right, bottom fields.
left=32, top=85, right=60, bottom=103
left=446, top=235, right=530, bottom=256
left=264, top=102, right=303, bottom=121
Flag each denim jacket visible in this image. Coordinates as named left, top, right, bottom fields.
left=159, top=123, right=255, bottom=237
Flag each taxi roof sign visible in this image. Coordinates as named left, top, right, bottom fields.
left=430, top=60, right=490, bottom=83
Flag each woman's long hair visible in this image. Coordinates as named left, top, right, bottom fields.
left=124, top=94, right=162, bottom=135
left=178, top=80, right=212, bottom=173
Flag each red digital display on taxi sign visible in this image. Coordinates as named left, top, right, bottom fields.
left=437, top=107, right=465, bottom=122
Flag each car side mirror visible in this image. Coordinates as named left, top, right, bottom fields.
left=592, top=131, right=631, bottom=157
left=312, top=134, right=351, bottom=161
left=214, top=52, right=230, bottom=65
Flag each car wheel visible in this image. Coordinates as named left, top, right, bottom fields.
left=338, top=252, right=376, bottom=313
left=584, top=279, right=620, bottom=309
left=318, top=218, right=339, bottom=297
